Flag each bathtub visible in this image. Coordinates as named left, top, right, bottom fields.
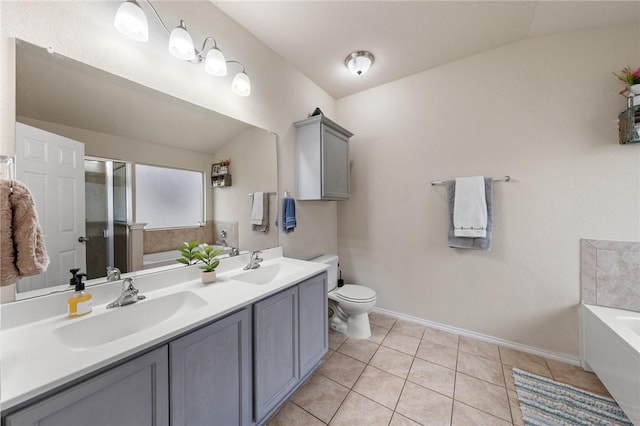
left=143, top=246, right=231, bottom=269
left=581, top=304, right=640, bottom=425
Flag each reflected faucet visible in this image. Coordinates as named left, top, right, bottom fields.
left=244, top=251, right=263, bottom=270
left=107, top=278, right=145, bottom=309
left=106, top=266, right=121, bottom=282
left=216, top=229, right=240, bottom=257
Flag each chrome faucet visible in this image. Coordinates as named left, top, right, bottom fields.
left=106, top=266, right=121, bottom=282
left=107, top=278, right=145, bottom=309
left=243, top=251, right=263, bottom=270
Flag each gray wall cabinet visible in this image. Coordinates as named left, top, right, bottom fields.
left=253, top=273, right=328, bottom=424
left=4, top=347, right=169, bottom=426
left=170, top=308, right=252, bottom=426
left=295, top=115, right=352, bottom=200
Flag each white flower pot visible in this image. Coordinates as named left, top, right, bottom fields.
left=201, top=270, right=216, bottom=284
left=630, top=84, right=640, bottom=95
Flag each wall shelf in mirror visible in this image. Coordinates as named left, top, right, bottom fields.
left=211, top=160, right=232, bottom=187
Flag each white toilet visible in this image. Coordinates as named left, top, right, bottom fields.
left=312, top=255, right=377, bottom=339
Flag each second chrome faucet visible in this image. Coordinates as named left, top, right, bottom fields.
left=244, top=251, right=263, bottom=270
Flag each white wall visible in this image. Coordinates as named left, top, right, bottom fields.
left=0, top=1, right=338, bottom=264
left=336, top=24, right=640, bottom=357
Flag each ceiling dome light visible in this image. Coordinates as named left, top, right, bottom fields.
left=114, top=0, right=148, bottom=42
left=169, top=20, right=195, bottom=60
left=204, top=48, right=227, bottom=77
left=345, top=51, right=374, bottom=76
left=231, top=71, right=251, bottom=97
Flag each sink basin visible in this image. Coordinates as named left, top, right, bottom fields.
left=232, top=262, right=303, bottom=285
left=54, top=291, right=207, bottom=350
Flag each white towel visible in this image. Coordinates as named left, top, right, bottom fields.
left=251, top=192, right=264, bottom=225
left=453, top=176, right=487, bottom=238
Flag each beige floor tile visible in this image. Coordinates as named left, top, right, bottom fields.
left=329, top=331, right=347, bottom=350
left=407, top=358, right=455, bottom=398
left=396, top=381, right=453, bottom=426
left=416, top=339, right=458, bottom=370
left=370, top=346, right=415, bottom=379
left=368, top=324, right=390, bottom=345
left=337, top=338, right=380, bottom=363
left=458, top=336, right=500, bottom=361
left=389, top=413, right=422, bottom=426
left=508, top=390, right=524, bottom=426
left=499, top=347, right=552, bottom=378
left=503, top=365, right=517, bottom=391
left=291, top=375, right=349, bottom=423
left=317, top=352, right=367, bottom=388
left=322, top=349, right=335, bottom=363
left=456, top=351, right=505, bottom=386
left=391, top=319, right=426, bottom=339
left=267, top=402, right=326, bottom=426
left=454, top=373, right=511, bottom=422
left=329, top=391, right=393, bottom=426
left=545, top=359, right=611, bottom=397
left=382, top=332, right=421, bottom=356
left=422, top=327, right=459, bottom=349
left=451, top=401, right=511, bottom=426
left=369, top=311, right=397, bottom=329
left=353, top=365, right=405, bottom=409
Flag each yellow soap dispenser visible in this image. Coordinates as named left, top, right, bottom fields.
left=68, top=269, right=92, bottom=318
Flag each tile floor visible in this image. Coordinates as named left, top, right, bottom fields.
left=267, top=311, right=610, bottom=426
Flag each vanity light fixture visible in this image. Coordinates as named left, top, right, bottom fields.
left=113, top=0, right=249, bottom=96
left=345, top=51, right=374, bottom=76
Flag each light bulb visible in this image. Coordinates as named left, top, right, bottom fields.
left=114, top=1, right=148, bottom=42
left=168, top=21, right=195, bottom=61
left=204, top=48, right=227, bottom=77
left=231, top=72, right=251, bottom=97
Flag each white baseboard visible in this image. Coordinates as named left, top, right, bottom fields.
left=372, top=307, right=580, bottom=366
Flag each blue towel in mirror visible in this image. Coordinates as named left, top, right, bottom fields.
left=283, top=197, right=296, bottom=233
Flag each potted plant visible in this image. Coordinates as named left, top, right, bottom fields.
left=176, top=240, right=201, bottom=266
left=194, top=243, right=225, bottom=283
left=613, top=66, right=640, bottom=97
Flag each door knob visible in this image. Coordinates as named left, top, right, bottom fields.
left=78, top=236, right=90, bottom=243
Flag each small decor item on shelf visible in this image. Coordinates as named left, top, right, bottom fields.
left=618, top=107, right=640, bottom=144
left=211, top=159, right=232, bottom=187
left=613, top=66, right=640, bottom=105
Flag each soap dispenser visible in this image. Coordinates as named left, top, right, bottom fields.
left=68, top=269, right=92, bottom=318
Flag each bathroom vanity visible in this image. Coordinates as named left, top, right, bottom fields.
left=0, top=249, right=328, bottom=426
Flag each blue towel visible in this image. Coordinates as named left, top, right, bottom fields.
left=283, top=197, right=296, bottom=233
left=446, top=177, right=493, bottom=250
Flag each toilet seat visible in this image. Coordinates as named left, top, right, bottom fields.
left=332, top=284, right=376, bottom=303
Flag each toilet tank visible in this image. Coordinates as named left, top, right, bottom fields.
left=310, top=254, right=338, bottom=291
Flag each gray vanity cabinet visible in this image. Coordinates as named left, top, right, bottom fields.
left=295, top=115, right=353, bottom=200
left=253, top=286, right=299, bottom=422
left=253, top=273, right=328, bottom=424
left=4, top=347, right=169, bottom=426
left=298, top=273, right=328, bottom=378
left=169, top=307, right=252, bottom=426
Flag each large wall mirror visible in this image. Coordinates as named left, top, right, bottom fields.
left=13, top=39, right=278, bottom=299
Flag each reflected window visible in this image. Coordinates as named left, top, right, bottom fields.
left=135, top=164, right=204, bottom=229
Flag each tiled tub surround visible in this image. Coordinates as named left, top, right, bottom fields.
left=268, top=312, right=610, bottom=426
left=581, top=239, right=640, bottom=312
left=143, top=220, right=219, bottom=254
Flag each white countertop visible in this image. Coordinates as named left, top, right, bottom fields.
left=0, top=248, right=328, bottom=412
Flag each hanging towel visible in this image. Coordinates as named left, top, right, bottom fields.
left=446, top=178, right=493, bottom=251
left=283, top=197, right=296, bottom=233
left=251, top=193, right=269, bottom=233
left=453, top=176, right=487, bottom=237
left=1, top=179, right=49, bottom=286
left=251, top=192, right=264, bottom=225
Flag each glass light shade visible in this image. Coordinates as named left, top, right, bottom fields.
left=168, top=22, right=195, bottom=61
left=345, top=51, right=374, bottom=76
left=204, top=48, right=227, bottom=77
left=114, top=1, right=148, bottom=42
left=231, top=72, right=251, bottom=97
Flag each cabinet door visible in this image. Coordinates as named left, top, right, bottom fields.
left=170, top=308, right=252, bottom=426
left=253, top=286, right=299, bottom=422
left=321, top=125, right=350, bottom=199
left=298, top=273, right=328, bottom=378
left=5, top=347, right=169, bottom=426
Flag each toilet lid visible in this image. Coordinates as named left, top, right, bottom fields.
left=334, top=284, right=376, bottom=302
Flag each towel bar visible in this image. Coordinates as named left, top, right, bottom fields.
left=430, top=176, right=511, bottom=186
left=248, top=192, right=277, bottom=196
